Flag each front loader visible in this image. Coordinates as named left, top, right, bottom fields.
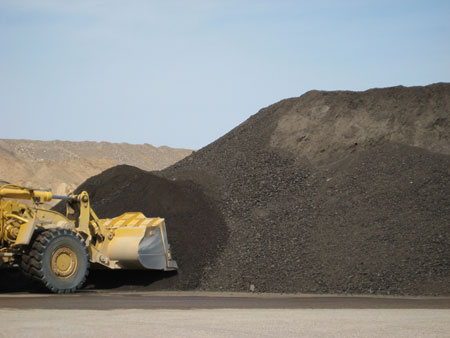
left=0, top=182, right=177, bottom=293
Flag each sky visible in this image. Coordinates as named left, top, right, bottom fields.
left=1, top=0, right=449, bottom=149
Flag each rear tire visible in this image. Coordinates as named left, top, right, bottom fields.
left=24, top=228, right=89, bottom=293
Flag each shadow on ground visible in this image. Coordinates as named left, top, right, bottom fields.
left=0, top=267, right=178, bottom=293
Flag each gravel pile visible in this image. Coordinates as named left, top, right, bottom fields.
left=67, top=165, right=228, bottom=291
left=4, top=83, right=448, bottom=295
left=88, top=83, right=450, bottom=295
left=162, top=83, right=450, bottom=295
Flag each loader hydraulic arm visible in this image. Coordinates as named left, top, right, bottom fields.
left=64, top=191, right=105, bottom=241
left=0, top=184, right=52, bottom=203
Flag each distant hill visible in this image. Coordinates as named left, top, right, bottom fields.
left=0, top=139, right=192, bottom=196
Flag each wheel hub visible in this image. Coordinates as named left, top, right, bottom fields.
left=51, top=247, right=77, bottom=278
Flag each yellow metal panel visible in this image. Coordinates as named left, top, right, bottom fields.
left=0, top=187, right=52, bottom=202
left=106, top=226, right=146, bottom=265
left=14, top=218, right=36, bottom=246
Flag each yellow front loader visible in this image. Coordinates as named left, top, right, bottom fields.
left=0, top=182, right=177, bottom=293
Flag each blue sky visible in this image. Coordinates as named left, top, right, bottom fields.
left=1, top=0, right=449, bottom=149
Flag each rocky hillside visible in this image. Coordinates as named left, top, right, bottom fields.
left=0, top=139, right=192, bottom=196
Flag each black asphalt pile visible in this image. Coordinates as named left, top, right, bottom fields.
left=62, top=83, right=450, bottom=295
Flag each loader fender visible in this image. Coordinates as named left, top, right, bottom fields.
left=14, top=216, right=37, bottom=246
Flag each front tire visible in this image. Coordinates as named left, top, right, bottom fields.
left=24, top=228, right=89, bottom=293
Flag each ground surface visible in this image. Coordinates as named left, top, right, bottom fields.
left=2, top=291, right=450, bottom=310
left=1, top=292, right=449, bottom=338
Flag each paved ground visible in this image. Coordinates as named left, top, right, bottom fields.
left=1, top=291, right=450, bottom=310
left=1, top=292, right=449, bottom=338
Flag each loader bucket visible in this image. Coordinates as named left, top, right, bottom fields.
left=99, top=213, right=178, bottom=271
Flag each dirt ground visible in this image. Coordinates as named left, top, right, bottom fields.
left=2, top=309, right=450, bottom=338
left=1, top=292, right=449, bottom=338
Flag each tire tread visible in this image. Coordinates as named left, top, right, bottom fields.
left=21, top=228, right=89, bottom=293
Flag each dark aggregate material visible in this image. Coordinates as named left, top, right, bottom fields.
left=3, top=83, right=449, bottom=295
left=83, top=83, right=450, bottom=295
left=68, top=167, right=228, bottom=291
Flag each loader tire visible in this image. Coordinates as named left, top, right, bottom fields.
left=20, top=253, right=32, bottom=278
left=27, top=228, right=89, bottom=293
